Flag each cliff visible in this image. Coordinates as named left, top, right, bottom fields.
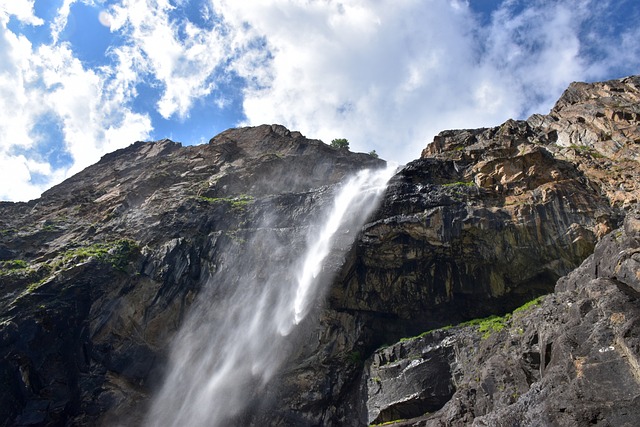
left=343, top=75, right=640, bottom=425
left=0, top=76, right=639, bottom=426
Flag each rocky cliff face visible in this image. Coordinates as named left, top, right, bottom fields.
left=0, top=76, right=639, bottom=427
left=358, top=206, right=640, bottom=426
left=0, top=124, right=383, bottom=426
left=336, top=75, right=640, bottom=426
left=333, top=76, right=640, bottom=336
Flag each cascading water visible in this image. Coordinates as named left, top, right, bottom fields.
left=144, top=165, right=396, bottom=427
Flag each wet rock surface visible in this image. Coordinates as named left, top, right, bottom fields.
left=0, top=124, right=383, bottom=426
left=0, top=76, right=639, bottom=426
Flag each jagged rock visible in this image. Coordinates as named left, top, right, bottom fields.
left=330, top=78, right=640, bottom=338
left=361, top=330, right=457, bottom=425
left=0, top=125, right=383, bottom=426
left=358, top=206, right=640, bottom=426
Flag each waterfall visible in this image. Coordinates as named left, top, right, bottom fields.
left=144, top=165, right=396, bottom=427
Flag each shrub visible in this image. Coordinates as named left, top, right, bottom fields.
left=330, top=138, right=349, bottom=149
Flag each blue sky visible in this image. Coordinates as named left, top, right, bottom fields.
left=0, top=0, right=639, bottom=201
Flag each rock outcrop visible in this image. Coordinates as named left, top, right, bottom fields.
left=0, top=76, right=639, bottom=427
left=331, top=77, right=640, bottom=343
left=336, top=75, right=640, bottom=426
left=0, top=124, right=383, bottom=426
left=358, top=206, right=640, bottom=426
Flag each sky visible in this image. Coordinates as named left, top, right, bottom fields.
left=0, top=0, right=639, bottom=202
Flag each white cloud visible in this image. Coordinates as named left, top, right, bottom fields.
left=34, top=43, right=153, bottom=176
left=208, top=0, right=500, bottom=161
left=0, top=18, right=51, bottom=201
left=0, top=154, right=48, bottom=201
left=50, top=0, right=78, bottom=43
left=1, top=0, right=639, bottom=201
left=0, top=4, right=152, bottom=202
left=208, top=0, right=640, bottom=162
left=108, top=0, right=230, bottom=119
left=0, top=0, right=44, bottom=26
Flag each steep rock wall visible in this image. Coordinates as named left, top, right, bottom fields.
left=0, top=125, right=383, bottom=426
left=329, top=75, right=640, bottom=426
left=358, top=206, right=640, bottom=426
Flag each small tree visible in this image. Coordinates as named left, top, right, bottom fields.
left=368, top=150, right=378, bottom=158
left=330, top=138, right=349, bottom=149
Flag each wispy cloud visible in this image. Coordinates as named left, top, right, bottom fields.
left=0, top=0, right=638, bottom=201
left=50, top=0, right=79, bottom=43
left=0, top=0, right=43, bottom=26
left=0, top=2, right=152, bottom=201
left=211, top=0, right=640, bottom=161
left=107, top=0, right=231, bottom=119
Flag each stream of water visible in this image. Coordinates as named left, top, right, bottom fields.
left=144, top=165, right=395, bottom=427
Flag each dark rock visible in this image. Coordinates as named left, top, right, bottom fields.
left=0, top=124, right=384, bottom=426
left=361, top=330, right=457, bottom=425
left=356, top=206, right=640, bottom=426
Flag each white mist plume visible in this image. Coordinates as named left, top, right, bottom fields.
left=144, top=164, right=396, bottom=427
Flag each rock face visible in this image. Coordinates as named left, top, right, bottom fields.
left=342, top=75, right=640, bottom=426
left=331, top=77, right=640, bottom=339
left=0, top=76, right=639, bottom=427
left=358, top=206, right=640, bottom=426
left=0, top=124, right=383, bottom=426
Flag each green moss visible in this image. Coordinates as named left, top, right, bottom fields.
left=569, top=144, right=606, bottom=159
left=462, top=296, right=545, bottom=339
left=388, top=295, right=548, bottom=351
left=477, top=315, right=509, bottom=339
left=370, top=419, right=407, bottom=426
left=347, top=350, right=363, bottom=366
left=0, top=259, right=39, bottom=282
left=199, top=194, right=254, bottom=210
left=53, top=239, right=138, bottom=272
left=1, top=259, right=28, bottom=270
left=24, top=279, right=48, bottom=294
left=399, top=324, right=453, bottom=343
left=10, top=240, right=138, bottom=304
left=442, top=181, right=475, bottom=187
left=225, top=231, right=247, bottom=245
left=40, top=224, right=58, bottom=232
left=513, top=295, right=545, bottom=315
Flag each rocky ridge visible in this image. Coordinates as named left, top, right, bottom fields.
left=0, top=76, right=639, bottom=426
